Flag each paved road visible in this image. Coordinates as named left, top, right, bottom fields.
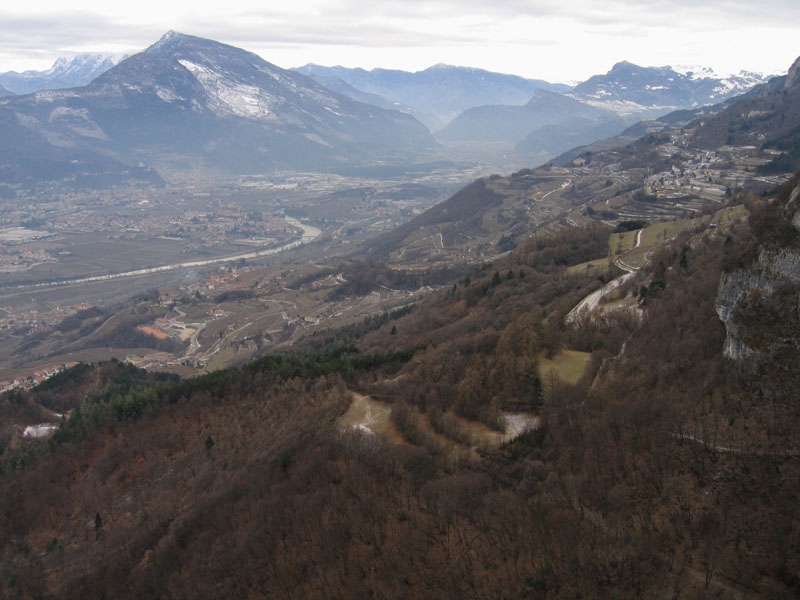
left=565, top=227, right=643, bottom=323
left=566, top=271, right=637, bottom=323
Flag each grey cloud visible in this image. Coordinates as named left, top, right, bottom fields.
left=0, top=12, right=160, bottom=59
left=0, top=1, right=795, bottom=76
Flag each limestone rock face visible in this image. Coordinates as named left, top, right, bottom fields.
left=716, top=181, right=800, bottom=362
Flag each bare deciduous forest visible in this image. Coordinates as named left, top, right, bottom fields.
left=1, top=175, right=799, bottom=598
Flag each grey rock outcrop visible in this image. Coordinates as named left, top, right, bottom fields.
left=716, top=182, right=800, bottom=362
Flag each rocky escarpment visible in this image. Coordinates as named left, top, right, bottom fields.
left=716, top=180, right=800, bottom=364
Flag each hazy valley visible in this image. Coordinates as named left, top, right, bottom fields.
left=0, top=28, right=799, bottom=599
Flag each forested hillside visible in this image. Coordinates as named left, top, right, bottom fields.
left=1, top=175, right=799, bottom=598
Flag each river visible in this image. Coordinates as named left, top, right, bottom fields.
left=17, top=217, right=322, bottom=290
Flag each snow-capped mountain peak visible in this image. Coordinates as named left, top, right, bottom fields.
left=0, top=53, right=124, bottom=94
left=570, top=61, right=773, bottom=116
left=0, top=31, right=436, bottom=180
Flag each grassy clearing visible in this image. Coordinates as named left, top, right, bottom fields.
left=639, top=217, right=703, bottom=246
left=481, top=209, right=503, bottom=233
left=566, top=256, right=615, bottom=276
left=609, top=230, right=639, bottom=255
left=338, top=393, right=397, bottom=438
left=540, top=350, right=591, bottom=384
left=205, top=347, right=237, bottom=372
left=710, top=204, right=748, bottom=228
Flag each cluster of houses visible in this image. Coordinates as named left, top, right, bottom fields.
left=0, top=302, right=95, bottom=335
left=0, top=361, right=79, bottom=393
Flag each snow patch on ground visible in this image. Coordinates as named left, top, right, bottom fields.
left=48, top=106, right=108, bottom=139
left=672, top=64, right=718, bottom=79
left=500, top=414, right=539, bottom=439
left=302, top=133, right=333, bottom=148
left=352, top=424, right=375, bottom=436
left=33, top=89, right=80, bottom=103
left=22, top=424, right=58, bottom=439
left=571, top=96, right=660, bottom=116
left=155, top=86, right=185, bottom=103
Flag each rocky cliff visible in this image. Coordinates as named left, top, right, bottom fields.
left=716, top=179, right=800, bottom=368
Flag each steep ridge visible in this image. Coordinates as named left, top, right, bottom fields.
left=716, top=174, right=800, bottom=372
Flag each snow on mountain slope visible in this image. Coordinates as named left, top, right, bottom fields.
left=0, top=31, right=437, bottom=183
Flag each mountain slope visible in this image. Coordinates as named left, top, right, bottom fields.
left=437, top=88, right=611, bottom=143
left=683, top=56, right=800, bottom=152
left=514, top=115, right=629, bottom=160
left=300, top=74, right=412, bottom=113
left=0, top=32, right=437, bottom=185
left=2, top=173, right=799, bottom=598
left=0, top=84, right=13, bottom=98
left=0, top=53, right=122, bottom=95
left=295, top=63, right=570, bottom=129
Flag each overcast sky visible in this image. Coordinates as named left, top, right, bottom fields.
left=0, top=1, right=797, bottom=82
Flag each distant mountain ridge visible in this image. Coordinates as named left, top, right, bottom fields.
left=294, top=63, right=571, bottom=130
left=437, top=88, right=613, bottom=143
left=0, top=31, right=436, bottom=189
left=439, top=59, right=772, bottom=163
left=0, top=53, right=123, bottom=95
left=570, top=60, right=772, bottom=113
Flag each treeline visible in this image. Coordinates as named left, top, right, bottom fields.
left=326, top=263, right=466, bottom=301
left=309, top=304, right=416, bottom=346
left=93, top=324, right=183, bottom=354
left=516, top=221, right=611, bottom=269
left=54, top=306, right=107, bottom=333
left=759, top=125, right=800, bottom=174
left=1, top=344, right=420, bottom=473
left=212, top=289, right=257, bottom=303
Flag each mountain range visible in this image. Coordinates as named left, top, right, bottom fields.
left=0, top=33, right=779, bottom=191
left=0, top=32, right=436, bottom=188
left=437, top=88, right=615, bottom=142
left=438, top=61, right=772, bottom=161
left=570, top=61, right=769, bottom=111
left=294, top=63, right=571, bottom=130
left=0, top=53, right=124, bottom=95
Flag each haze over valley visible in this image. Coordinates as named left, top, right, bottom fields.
left=0, top=31, right=788, bottom=382
left=1, top=13, right=800, bottom=599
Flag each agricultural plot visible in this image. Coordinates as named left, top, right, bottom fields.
left=539, top=350, right=592, bottom=385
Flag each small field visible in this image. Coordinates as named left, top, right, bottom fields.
left=539, top=350, right=591, bottom=384
left=338, top=393, right=399, bottom=440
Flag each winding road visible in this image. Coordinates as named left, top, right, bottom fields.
left=565, top=228, right=643, bottom=323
